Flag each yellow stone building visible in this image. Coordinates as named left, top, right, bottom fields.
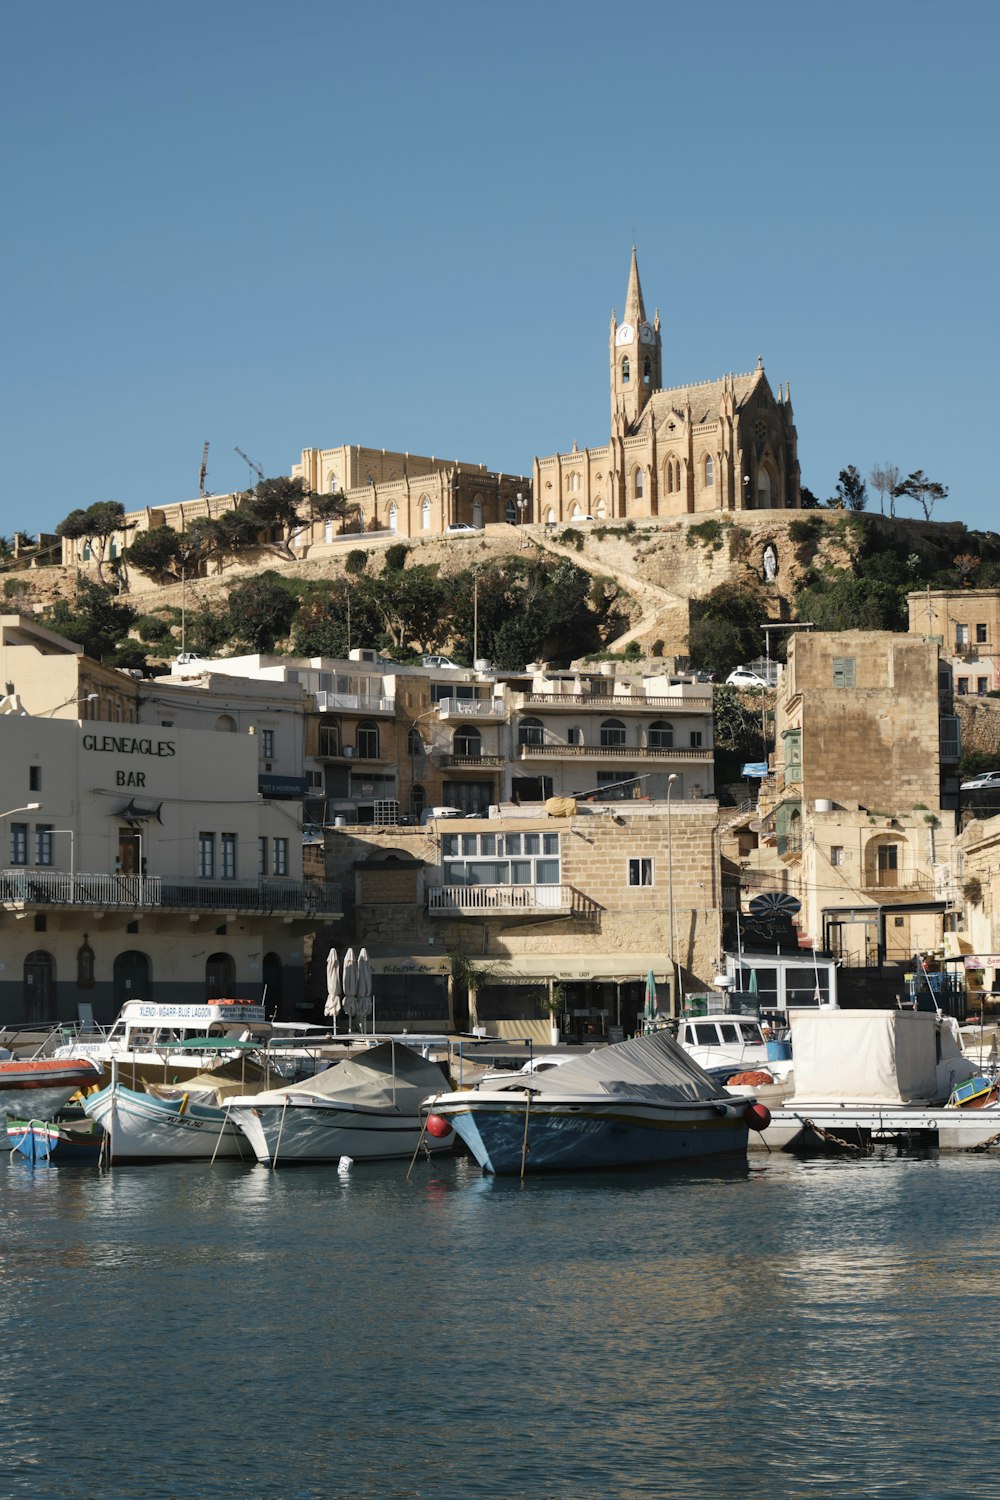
left=533, top=248, right=801, bottom=524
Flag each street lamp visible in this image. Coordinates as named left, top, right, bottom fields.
left=40, top=692, right=99, bottom=718
left=666, top=773, right=678, bottom=1019
left=516, top=492, right=528, bottom=526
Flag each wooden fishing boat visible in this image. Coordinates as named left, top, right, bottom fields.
left=0, top=1056, right=103, bottom=1119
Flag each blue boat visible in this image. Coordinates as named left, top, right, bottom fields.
left=421, top=1031, right=768, bottom=1175
left=6, top=1117, right=104, bottom=1165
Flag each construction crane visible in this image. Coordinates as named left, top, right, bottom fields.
left=235, top=446, right=264, bottom=485
left=198, top=442, right=210, bottom=496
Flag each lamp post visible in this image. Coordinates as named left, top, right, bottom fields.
left=40, top=691, right=98, bottom=719
left=666, top=773, right=678, bottom=1019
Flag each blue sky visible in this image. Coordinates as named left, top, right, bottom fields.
left=3, top=0, right=997, bottom=538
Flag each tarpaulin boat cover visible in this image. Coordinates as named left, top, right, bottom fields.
left=511, top=1031, right=731, bottom=1104
left=787, top=1008, right=948, bottom=1104
left=244, top=1042, right=449, bottom=1112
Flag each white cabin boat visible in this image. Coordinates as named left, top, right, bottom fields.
left=52, top=1000, right=271, bottom=1087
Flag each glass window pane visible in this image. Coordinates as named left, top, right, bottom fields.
left=535, top=859, right=559, bottom=884
left=510, top=860, right=532, bottom=884
left=524, top=833, right=540, bottom=854
left=542, top=834, right=559, bottom=855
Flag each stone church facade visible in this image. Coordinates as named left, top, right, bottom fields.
left=532, top=249, right=801, bottom=525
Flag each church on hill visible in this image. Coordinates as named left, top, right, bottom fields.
left=532, top=248, right=801, bottom=524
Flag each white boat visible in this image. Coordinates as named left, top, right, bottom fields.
left=421, top=1031, right=769, bottom=1176
left=750, top=1007, right=985, bottom=1152
left=52, top=999, right=271, bottom=1086
left=226, top=1041, right=455, bottom=1166
left=83, top=1054, right=276, bottom=1163
left=677, top=1014, right=794, bottom=1083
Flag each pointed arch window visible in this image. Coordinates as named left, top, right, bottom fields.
left=704, top=455, right=714, bottom=487
left=420, top=495, right=431, bottom=531
left=643, top=356, right=652, bottom=385
left=634, top=469, right=644, bottom=500
left=621, top=356, right=631, bottom=385
left=757, top=469, right=773, bottom=507
left=387, top=502, right=398, bottom=533
left=472, top=495, right=483, bottom=528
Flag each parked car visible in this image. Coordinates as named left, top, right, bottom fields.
left=418, top=806, right=465, bottom=825
left=421, top=654, right=462, bottom=670
left=444, top=522, right=478, bottom=534
left=726, top=666, right=773, bottom=690
left=175, top=652, right=204, bottom=666
left=961, top=770, right=1000, bottom=791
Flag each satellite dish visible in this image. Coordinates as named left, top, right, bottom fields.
left=748, top=892, right=801, bottom=916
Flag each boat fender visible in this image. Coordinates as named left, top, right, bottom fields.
left=744, top=1101, right=772, bottom=1133
left=425, top=1113, right=454, bottom=1139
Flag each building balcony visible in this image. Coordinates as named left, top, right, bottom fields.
left=0, top=869, right=342, bottom=918
left=314, top=691, right=395, bottom=714
left=316, top=740, right=392, bottom=764
left=513, top=690, right=711, bottom=711
left=435, top=697, right=507, bottom=721
left=516, top=743, right=712, bottom=763
left=440, top=753, right=506, bottom=770
left=776, top=834, right=802, bottom=861
left=428, top=883, right=587, bottom=917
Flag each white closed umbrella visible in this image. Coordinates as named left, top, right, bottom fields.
left=324, top=947, right=341, bottom=1028
left=355, top=947, right=373, bottom=1033
left=341, top=947, right=358, bottom=1028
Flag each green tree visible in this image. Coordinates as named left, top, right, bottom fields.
left=127, top=526, right=184, bottom=583
left=47, top=580, right=137, bottom=661
left=362, top=564, right=446, bottom=651
left=834, top=465, right=867, bottom=511
left=56, top=501, right=130, bottom=583
left=795, top=574, right=906, bottom=632
left=896, top=469, right=948, bottom=521
left=225, top=572, right=299, bottom=652
left=688, top=582, right=766, bottom=677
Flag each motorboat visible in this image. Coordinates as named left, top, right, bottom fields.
left=51, top=999, right=272, bottom=1087
left=226, top=1041, right=455, bottom=1166
left=421, top=1031, right=769, bottom=1176
left=677, top=1014, right=793, bottom=1082
left=0, top=1056, right=103, bottom=1120
left=83, top=1053, right=275, bottom=1163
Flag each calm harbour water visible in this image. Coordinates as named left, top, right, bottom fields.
left=3, top=1148, right=999, bottom=1500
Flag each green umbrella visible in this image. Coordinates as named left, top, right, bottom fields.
left=643, top=970, right=658, bottom=1029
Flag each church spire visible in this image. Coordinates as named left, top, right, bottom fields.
left=624, top=245, right=647, bottom=326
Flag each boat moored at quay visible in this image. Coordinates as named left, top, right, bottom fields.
left=422, top=1031, right=770, bottom=1175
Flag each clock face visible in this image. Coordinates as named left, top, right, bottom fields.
left=639, top=322, right=653, bottom=343
left=615, top=323, right=634, bottom=346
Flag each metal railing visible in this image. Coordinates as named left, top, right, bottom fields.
left=428, top=883, right=580, bottom=915
left=514, top=691, right=710, bottom=709
left=436, top=697, right=506, bottom=718
left=314, top=691, right=395, bottom=714
left=517, top=743, right=712, bottom=759
left=0, top=869, right=341, bottom=915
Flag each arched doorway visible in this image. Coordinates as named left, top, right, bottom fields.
left=262, top=953, right=283, bottom=1011
left=24, top=951, right=55, bottom=1024
left=114, top=950, right=150, bottom=1007
left=206, top=952, right=235, bottom=1000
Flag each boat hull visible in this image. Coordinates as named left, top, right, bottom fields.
left=6, top=1117, right=103, bottom=1164
left=0, top=1059, right=102, bottom=1121
left=427, top=1092, right=750, bottom=1175
left=228, top=1100, right=454, bottom=1165
left=83, top=1082, right=250, bottom=1162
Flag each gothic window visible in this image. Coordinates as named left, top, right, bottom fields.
left=665, top=459, right=674, bottom=494
left=600, top=718, right=626, bottom=748
left=329, top=473, right=340, bottom=492
left=704, top=455, right=714, bottom=487
left=643, top=357, right=651, bottom=384
left=621, top=356, right=631, bottom=385
left=506, top=497, right=516, bottom=523
left=420, top=495, right=431, bottom=531
left=568, top=473, right=581, bottom=493
left=634, top=469, right=644, bottom=500
left=388, top=503, right=398, bottom=533
left=757, top=468, right=773, bottom=507
left=407, top=727, right=425, bottom=756
left=649, top=720, right=674, bottom=748
left=472, top=496, right=483, bottom=528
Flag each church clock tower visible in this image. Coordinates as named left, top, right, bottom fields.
left=610, top=246, right=661, bottom=429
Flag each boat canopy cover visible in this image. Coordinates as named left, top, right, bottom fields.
left=508, top=1032, right=730, bottom=1104
left=243, top=1042, right=449, bottom=1111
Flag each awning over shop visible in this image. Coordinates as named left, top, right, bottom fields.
left=368, top=952, right=670, bottom=983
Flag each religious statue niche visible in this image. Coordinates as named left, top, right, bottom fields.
left=762, top=542, right=778, bottom=582
left=77, top=934, right=95, bottom=989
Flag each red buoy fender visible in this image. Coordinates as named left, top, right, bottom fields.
left=744, top=1101, right=772, bottom=1132
left=425, top=1113, right=453, bottom=1139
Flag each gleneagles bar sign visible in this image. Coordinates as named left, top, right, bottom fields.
left=83, top=734, right=176, bottom=756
